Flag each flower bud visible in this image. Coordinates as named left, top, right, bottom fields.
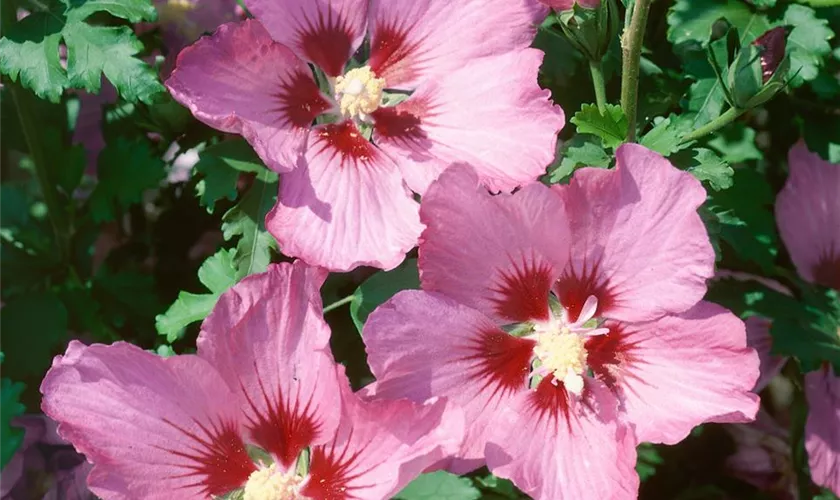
left=553, top=0, right=618, bottom=62
left=726, top=27, right=791, bottom=109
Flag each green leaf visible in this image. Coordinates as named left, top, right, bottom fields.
left=549, top=134, right=612, bottom=184
left=570, top=103, right=628, bottom=149
left=772, top=288, right=840, bottom=372
left=636, top=443, right=664, bottom=482
left=194, top=139, right=266, bottom=213
left=667, top=0, right=770, bottom=48
left=707, top=123, right=763, bottom=163
left=221, top=176, right=279, bottom=280
left=782, top=4, right=834, bottom=87
left=1, top=377, right=25, bottom=469
left=640, top=116, right=684, bottom=156
left=394, top=471, right=481, bottom=500
left=93, top=266, right=164, bottom=329
left=0, top=0, right=163, bottom=103
left=704, top=168, right=780, bottom=272
left=0, top=292, right=69, bottom=378
left=42, top=128, right=86, bottom=195
left=156, top=249, right=238, bottom=342
left=687, top=148, right=734, bottom=190
left=351, top=259, right=420, bottom=334
left=88, top=138, right=165, bottom=222
left=473, top=475, right=521, bottom=498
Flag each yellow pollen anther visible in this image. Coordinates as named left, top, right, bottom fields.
left=334, top=66, right=385, bottom=121
left=243, top=464, right=305, bottom=500
left=533, top=326, right=588, bottom=395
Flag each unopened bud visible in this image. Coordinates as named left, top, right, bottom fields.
left=726, top=27, right=791, bottom=109
left=752, top=27, right=787, bottom=83
left=553, top=0, right=618, bottom=62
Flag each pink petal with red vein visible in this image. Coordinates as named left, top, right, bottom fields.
left=486, top=378, right=638, bottom=500
left=805, top=366, right=840, bottom=495
left=166, top=20, right=332, bottom=172
left=587, top=301, right=759, bottom=445
left=266, top=121, right=422, bottom=272
left=245, top=0, right=368, bottom=77
left=372, top=49, right=563, bottom=195
left=363, top=290, right=534, bottom=473
left=776, top=142, right=840, bottom=290
left=418, top=165, right=569, bottom=324
left=553, top=143, right=714, bottom=323
left=40, top=341, right=254, bottom=499
left=197, top=261, right=341, bottom=468
left=304, top=383, right=464, bottom=499
left=368, top=0, right=546, bottom=89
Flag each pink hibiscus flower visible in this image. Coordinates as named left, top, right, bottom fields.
left=40, top=262, right=462, bottom=499
left=741, top=148, right=840, bottom=495
left=165, top=0, right=564, bottom=272
left=363, top=144, right=759, bottom=498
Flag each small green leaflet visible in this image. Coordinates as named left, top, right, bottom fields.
left=1, top=376, right=26, bottom=469
left=194, top=139, right=268, bottom=213
left=783, top=5, right=834, bottom=87
left=548, top=134, right=612, bottom=184
left=156, top=249, right=238, bottom=342
left=350, top=259, right=420, bottom=334
left=570, top=104, right=628, bottom=149
left=221, top=174, right=279, bottom=280
left=88, top=138, right=165, bottom=223
left=636, top=443, right=664, bottom=482
left=639, top=116, right=684, bottom=156
left=394, top=471, right=481, bottom=500
left=687, top=148, right=734, bottom=191
left=707, top=123, right=762, bottom=163
left=666, top=0, right=771, bottom=48
left=0, top=0, right=163, bottom=103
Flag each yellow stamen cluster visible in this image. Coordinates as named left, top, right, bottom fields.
left=334, top=66, right=385, bottom=121
left=243, top=464, right=305, bottom=500
left=533, top=326, right=588, bottom=395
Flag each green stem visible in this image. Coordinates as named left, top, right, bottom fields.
left=589, top=60, right=608, bottom=114
left=8, top=83, right=73, bottom=264
left=323, top=295, right=355, bottom=313
left=679, top=107, right=746, bottom=145
left=619, top=0, right=653, bottom=143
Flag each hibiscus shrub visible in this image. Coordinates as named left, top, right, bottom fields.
left=1, top=0, right=839, bottom=498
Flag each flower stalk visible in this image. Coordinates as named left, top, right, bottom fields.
left=589, top=59, right=608, bottom=113
left=679, top=106, right=746, bottom=145
left=619, top=0, right=653, bottom=143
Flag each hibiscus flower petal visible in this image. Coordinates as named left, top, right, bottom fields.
left=745, top=316, right=788, bottom=392
left=245, top=0, right=368, bottom=77
left=166, top=20, right=332, bottom=172
left=303, top=383, right=464, bottom=499
left=266, top=121, right=422, bottom=272
left=368, top=0, right=546, bottom=89
left=418, top=165, right=570, bottom=324
left=587, top=301, right=760, bottom=445
left=552, top=143, right=714, bottom=322
left=372, top=49, right=563, bottom=194
left=485, top=378, right=638, bottom=499
left=363, top=290, right=534, bottom=472
left=197, top=262, right=341, bottom=469
left=776, top=142, right=840, bottom=290
left=805, top=366, right=840, bottom=494
left=41, top=341, right=255, bottom=499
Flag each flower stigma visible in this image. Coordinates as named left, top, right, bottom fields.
left=529, top=295, right=609, bottom=395
left=334, top=66, right=385, bottom=122
left=243, top=463, right=306, bottom=500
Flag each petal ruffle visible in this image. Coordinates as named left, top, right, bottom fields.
left=776, top=142, right=840, bottom=290
left=418, top=165, right=570, bottom=324
left=372, top=49, right=563, bottom=195
left=587, top=301, right=760, bottom=445
left=197, top=261, right=341, bottom=468
left=363, top=290, right=534, bottom=472
left=245, top=0, right=368, bottom=77
left=552, top=143, right=714, bottom=323
left=166, top=20, right=331, bottom=172
left=266, top=121, right=422, bottom=272
left=486, top=379, right=638, bottom=500
left=805, top=366, right=840, bottom=495
left=41, top=341, right=255, bottom=499
left=368, top=0, right=546, bottom=89
left=303, top=383, right=464, bottom=499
